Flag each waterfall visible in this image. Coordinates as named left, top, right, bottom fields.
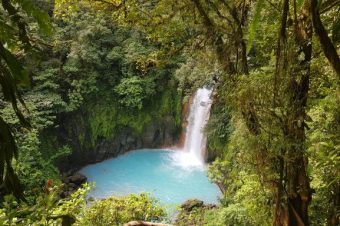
left=184, top=87, right=213, bottom=162
left=171, top=87, right=213, bottom=168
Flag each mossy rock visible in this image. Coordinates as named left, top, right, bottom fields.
left=180, top=199, right=204, bottom=212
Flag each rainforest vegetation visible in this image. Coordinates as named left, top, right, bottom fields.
left=0, top=0, right=339, bottom=225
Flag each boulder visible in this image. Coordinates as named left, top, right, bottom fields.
left=68, top=182, right=77, bottom=188
left=60, top=172, right=87, bottom=198
left=180, top=199, right=204, bottom=212
left=68, top=173, right=87, bottom=185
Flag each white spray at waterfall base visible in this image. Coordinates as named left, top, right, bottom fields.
left=170, top=87, right=213, bottom=169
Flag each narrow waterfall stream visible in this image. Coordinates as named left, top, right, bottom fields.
left=80, top=87, right=220, bottom=207
left=172, top=87, right=213, bottom=167
left=185, top=87, right=213, bottom=162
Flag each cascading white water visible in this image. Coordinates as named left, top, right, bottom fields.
left=171, top=87, right=213, bottom=168
left=184, top=87, right=213, bottom=162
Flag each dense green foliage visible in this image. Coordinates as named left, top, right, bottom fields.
left=1, top=1, right=180, bottom=224
left=0, top=185, right=166, bottom=226
left=76, top=193, right=166, bottom=226
left=1, top=0, right=339, bottom=225
left=0, top=0, right=53, bottom=199
left=0, top=184, right=89, bottom=225
left=86, top=82, right=181, bottom=145
left=1, top=0, right=183, bottom=200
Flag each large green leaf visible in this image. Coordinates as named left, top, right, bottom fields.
left=0, top=117, right=24, bottom=200
left=0, top=45, right=30, bottom=87
left=0, top=0, right=50, bottom=199
left=17, top=0, right=53, bottom=36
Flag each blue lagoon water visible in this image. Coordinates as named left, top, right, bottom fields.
left=80, top=149, right=221, bottom=206
left=80, top=87, right=220, bottom=209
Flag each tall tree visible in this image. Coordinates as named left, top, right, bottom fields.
left=274, top=0, right=313, bottom=224
left=0, top=0, right=51, bottom=198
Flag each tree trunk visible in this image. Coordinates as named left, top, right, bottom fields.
left=191, top=0, right=236, bottom=75
left=285, top=0, right=313, bottom=224
left=273, top=1, right=313, bottom=225
left=273, top=156, right=285, bottom=226
left=230, top=4, right=249, bottom=75
left=327, top=183, right=340, bottom=226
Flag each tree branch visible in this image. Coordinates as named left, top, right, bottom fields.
left=311, top=0, right=340, bottom=77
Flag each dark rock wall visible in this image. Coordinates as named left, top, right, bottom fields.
left=43, top=88, right=182, bottom=172
left=54, top=114, right=180, bottom=172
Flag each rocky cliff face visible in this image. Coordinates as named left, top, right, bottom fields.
left=57, top=114, right=179, bottom=171
left=42, top=88, right=182, bottom=172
